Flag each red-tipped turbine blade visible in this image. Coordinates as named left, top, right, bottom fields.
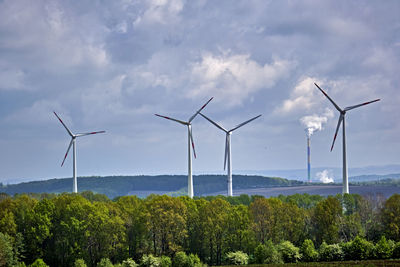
left=76, top=131, right=106, bottom=137
left=200, top=113, right=227, bottom=132
left=155, top=114, right=188, bottom=125
left=331, top=114, right=344, bottom=151
left=188, top=97, right=214, bottom=123
left=344, top=99, right=380, bottom=111
left=314, top=83, right=342, bottom=112
left=189, top=127, right=196, bottom=158
left=61, top=139, right=73, bottom=167
left=230, top=114, right=262, bottom=132
left=224, top=134, right=229, bottom=170
left=54, top=112, right=74, bottom=137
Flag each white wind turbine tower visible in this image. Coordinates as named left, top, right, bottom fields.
left=200, top=113, right=262, bottom=196
left=314, top=83, right=380, bottom=195
left=54, top=112, right=105, bottom=193
left=155, top=97, right=213, bottom=198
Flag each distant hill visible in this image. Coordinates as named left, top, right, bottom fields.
left=349, top=173, right=400, bottom=183
left=0, top=174, right=303, bottom=199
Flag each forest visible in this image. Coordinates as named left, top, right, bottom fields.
left=0, top=175, right=303, bottom=198
left=1, top=191, right=400, bottom=267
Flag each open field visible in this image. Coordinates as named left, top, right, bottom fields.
left=209, top=185, right=400, bottom=198
left=219, top=259, right=400, bottom=267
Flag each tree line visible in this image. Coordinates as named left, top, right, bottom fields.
left=1, top=191, right=400, bottom=266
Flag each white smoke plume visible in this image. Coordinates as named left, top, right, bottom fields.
left=316, top=169, right=334, bottom=183
left=300, top=108, right=334, bottom=137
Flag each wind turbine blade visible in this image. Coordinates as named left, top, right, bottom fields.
left=54, top=112, right=74, bottom=137
left=331, top=114, right=344, bottom=151
left=76, top=131, right=106, bottom=137
left=224, top=134, right=229, bottom=170
left=200, top=113, right=227, bottom=132
left=61, top=139, right=73, bottom=167
left=189, top=127, right=197, bottom=159
left=344, top=99, right=380, bottom=111
left=155, top=114, right=188, bottom=125
left=229, top=114, right=262, bottom=132
left=314, top=83, right=342, bottom=112
left=188, top=97, right=214, bottom=123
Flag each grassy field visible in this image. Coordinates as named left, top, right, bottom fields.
left=219, top=259, right=400, bottom=267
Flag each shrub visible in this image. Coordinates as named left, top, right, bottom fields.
left=140, top=255, right=160, bottom=267
left=97, top=258, right=114, bottom=267
left=225, top=251, right=249, bottom=265
left=342, top=236, right=374, bottom=260
left=254, top=241, right=282, bottom=264
left=278, top=241, right=301, bottom=263
left=319, top=242, right=344, bottom=262
left=122, top=258, right=138, bottom=267
left=393, top=241, right=400, bottom=259
left=374, top=236, right=393, bottom=259
left=173, top=252, right=201, bottom=267
left=300, top=239, right=318, bottom=262
left=29, top=259, right=49, bottom=267
left=74, top=259, right=87, bottom=267
left=160, top=256, right=171, bottom=267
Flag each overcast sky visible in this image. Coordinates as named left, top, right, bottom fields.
left=1, top=0, right=399, bottom=184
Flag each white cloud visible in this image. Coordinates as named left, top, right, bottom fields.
left=133, top=0, right=185, bottom=26
left=187, top=53, right=292, bottom=107
left=276, top=77, right=323, bottom=114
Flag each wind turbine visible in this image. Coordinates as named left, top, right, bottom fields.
left=314, top=83, right=380, bottom=194
left=155, top=97, right=213, bottom=198
left=200, top=113, right=262, bottom=196
left=54, top=112, right=105, bottom=193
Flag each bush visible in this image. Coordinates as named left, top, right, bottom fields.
left=342, top=236, right=374, bottom=260
left=374, top=236, right=393, bottom=259
left=319, top=242, right=344, bottom=262
left=74, top=259, right=87, bottom=267
left=300, top=239, right=318, bottom=262
left=173, top=252, right=201, bottom=267
left=225, top=251, right=249, bottom=265
left=160, top=256, right=171, bottom=267
left=29, top=259, right=49, bottom=267
left=254, top=241, right=282, bottom=264
left=278, top=241, right=301, bottom=263
left=97, top=258, right=114, bottom=267
left=122, top=258, right=138, bottom=267
left=140, top=255, right=160, bottom=267
left=393, top=241, right=400, bottom=259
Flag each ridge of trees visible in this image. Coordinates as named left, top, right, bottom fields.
left=0, top=175, right=303, bottom=198
left=1, top=192, right=400, bottom=266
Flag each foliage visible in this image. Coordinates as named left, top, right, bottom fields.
left=381, top=194, right=400, bottom=241
left=0, top=232, right=15, bottom=267
left=29, top=259, right=49, bottom=267
left=313, top=196, right=342, bottom=245
left=318, top=242, right=343, bottom=262
left=277, top=240, right=301, bottom=263
left=253, top=241, right=282, bottom=264
left=2, top=192, right=400, bottom=266
left=97, top=258, right=114, bottom=267
left=121, top=258, right=138, bottom=267
left=140, top=254, right=160, bottom=267
left=373, top=236, right=393, bottom=259
left=393, top=241, right=400, bottom=258
left=74, top=258, right=87, bottom=267
left=300, top=239, right=318, bottom=262
left=342, top=236, right=374, bottom=260
left=225, top=251, right=249, bottom=265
